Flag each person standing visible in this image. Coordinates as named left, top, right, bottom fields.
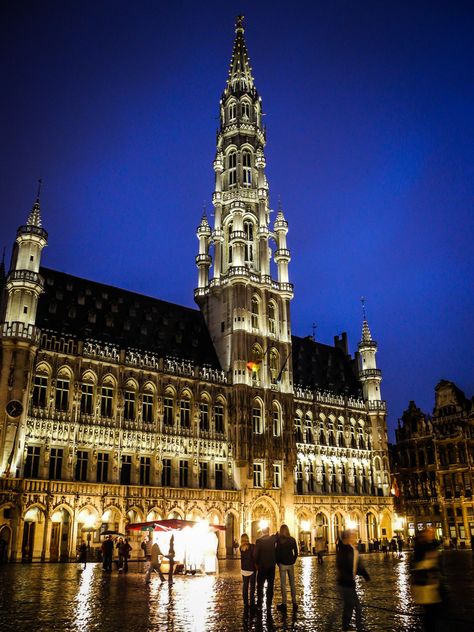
left=78, top=542, right=87, bottom=570
left=315, top=537, right=325, bottom=564
left=146, top=541, right=165, bottom=583
left=336, top=529, right=370, bottom=632
left=119, top=538, right=132, bottom=573
left=101, top=535, right=114, bottom=572
left=239, top=533, right=256, bottom=610
left=254, top=526, right=277, bottom=612
left=411, top=527, right=444, bottom=631
left=397, top=535, right=404, bottom=559
left=142, top=535, right=153, bottom=583
left=166, top=535, right=175, bottom=584
left=276, top=524, right=298, bottom=613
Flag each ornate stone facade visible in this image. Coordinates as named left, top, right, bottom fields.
left=0, top=18, right=393, bottom=562
left=392, top=381, right=474, bottom=545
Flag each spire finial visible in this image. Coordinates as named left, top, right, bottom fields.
left=36, top=177, right=43, bottom=202
left=278, top=194, right=282, bottom=211
left=236, top=15, right=245, bottom=32
left=312, top=322, right=317, bottom=340
left=361, top=296, right=367, bottom=321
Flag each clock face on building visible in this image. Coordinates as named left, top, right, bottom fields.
left=6, top=400, right=23, bottom=418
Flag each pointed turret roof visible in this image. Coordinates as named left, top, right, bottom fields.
left=27, top=199, right=42, bottom=227
left=361, top=319, right=372, bottom=343
left=224, top=16, right=255, bottom=96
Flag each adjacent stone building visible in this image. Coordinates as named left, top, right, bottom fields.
left=392, top=380, right=474, bottom=545
left=0, top=18, right=393, bottom=562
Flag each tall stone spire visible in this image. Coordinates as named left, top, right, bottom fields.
left=27, top=179, right=43, bottom=227
left=195, top=18, right=293, bottom=392
left=224, top=16, right=255, bottom=96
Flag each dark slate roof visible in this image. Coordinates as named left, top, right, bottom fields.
left=37, top=267, right=221, bottom=368
left=291, top=335, right=362, bottom=398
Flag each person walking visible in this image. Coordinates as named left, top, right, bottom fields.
left=276, top=524, right=298, bottom=613
left=315, top=537, right=326, bottom=564
left=411, top=527, right=444, bottom=631
left=101, top=535, right=114, bottom=572
left=254, top=526, right=277, bottom=612
left=397, top=535, right=404, bottom=559
left=166, top=535, right=175, bottom=584
left=78, top=542, right=87, bottom=570
left=142, top=535, right=153, bottom=582
left=239, top=533, right=256, bottom=610
left=381, top=536, right=389, bottom=558
left=336, top=529, right=370, bottom=632
left=145, top=541, right=166, bottom=583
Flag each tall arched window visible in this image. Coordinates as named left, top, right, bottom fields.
left=228, top=151, right=237, bottom=187
left=163, top=388, right=175, bottom=426
left=228, top=101, right=236, bottom=121
left=241, top=101, right=251, bottom=119
left=269, top=349, right=279, bottom=384
left=180, top=392, right=191, bottom=428
left=124, top=381, right=137, bottom=421
left=295, top=411, right=303, bottom=442
left=55, top=370, right=71, bottom=412
left=251, top=297, right=260, bottom=329
left=268, top=302, right=276, bottom=335
left=244, top=220, right=254, bottom=263
left=252, top=400, right=263, bottom=434
left=272, top=402, right=281, bottom=437
left=305, top=413, right=313, bottom=444
left=242, top=150, right=252, bottom=187
left=227, top=221, right=233, bottom=264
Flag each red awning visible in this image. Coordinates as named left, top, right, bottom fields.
left=126, top=519, right=226, bottom=532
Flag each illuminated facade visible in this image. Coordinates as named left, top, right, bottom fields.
left=0, top=18, right=393, bottom=562
left=392, top=381, right=474, bottom=544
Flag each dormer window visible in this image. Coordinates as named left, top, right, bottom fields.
left=228, top=151, right=237, bottom=187
left=242, top=150, right=252, bottom=187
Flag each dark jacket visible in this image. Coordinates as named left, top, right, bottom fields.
left=254, top=534, right=277, bottom=570
left=102, top=539, right=114, bottom=558
left=276, top=536, right=298, bottom=565
left=240, top=544, right=256, bottom=572
left=336, top=543, right=370, bottom=587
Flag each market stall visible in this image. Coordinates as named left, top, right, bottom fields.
left=126, top=519, right=225, bottom=574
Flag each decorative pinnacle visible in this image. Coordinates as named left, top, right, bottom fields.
left=361, top=296, right=367, bottom=321
left=235, top=15, right=245, bottom=32
left=27, top=180, right=43, bottom=228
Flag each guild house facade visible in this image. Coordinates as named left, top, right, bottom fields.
left=0, top=18, right=393, bottom=562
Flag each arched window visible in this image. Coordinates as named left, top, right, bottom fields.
left=252, top=400, right=263, bottom=434
left=80, top=371, right=96, bottom=415
left=242, top=150, right=252, bottom=187
left=214, top=399, right=225, bottom=434
left=163, top=388, right=175, bottom=426
left=272, top=402, right=282, bottom=437
left=251, top=297, right=259, bottom=329
left=244, top=220, right=254, bottom=263
left=227, top=221, right=233, bottom=264
left=32, top=365, right=50, bottom=408
left=268, top=302, right=276, bottom=335
left=142, top=384, right=154, bottom=423
left=55, top=370, right=71, bottom=412
left=124, top=381, right=137, bottom=421
left=180, top=392, right=191, bottom=428
left=241, top=101, right=251, bottom=119
left=199, top=394, right=210, bottom=431
left=295, top=411, right=303, bottom=443
left=100, top=377, right=115, bottom=418
left=296, top=460, right=304, bottom=494
left=269, top=349, right=279, bottom=384
left=228, top=101, right=236, bottom=121
left=228, top=151, right=237, bottom=187
left=304, top=413, right=313, bottom=444
left=308, top=460, right=316, bottom=492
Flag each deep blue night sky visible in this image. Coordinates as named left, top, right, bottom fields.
left=1, top=1, right=473, bottom=439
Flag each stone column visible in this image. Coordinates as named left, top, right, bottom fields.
left=12, top=517, right=25, bottom=561
left=41, top=514, right=52, bottom=561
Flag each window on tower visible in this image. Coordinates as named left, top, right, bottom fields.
left=228, top=151, right=237, bottom=187
left=241, top=101, right=251, bottom=119
left=268, top=302, right=276, bottom=335
left=252, top=401, right=263, bottom=434
left=228, top=102, right=236, bottom=121
left=227, top=221, right=233, bottom=264
left=242, top=150, right=252, bottom=186
left=251, top=297, right=259, bottom=329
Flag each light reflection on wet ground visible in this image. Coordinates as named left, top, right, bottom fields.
left=0, top=552, right=473, bottom=631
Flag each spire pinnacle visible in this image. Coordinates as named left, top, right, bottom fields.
left=26, top=179, right=43, bottom=227
left=360, top=297, right=373, bottom=342
left=225, top=16, right=255, bottom=95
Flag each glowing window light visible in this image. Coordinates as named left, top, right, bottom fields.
left=259, top=519, right=269, bottom=531
left=300, top=520, right=311, bottom=532
left=346, top=518, right=358, bottom=530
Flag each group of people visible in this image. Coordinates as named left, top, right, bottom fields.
left=99, top=535, right=132, bottom=573
left=141, top=534, right=175, bottom=584
left=239, top=524, right=299, bottom=613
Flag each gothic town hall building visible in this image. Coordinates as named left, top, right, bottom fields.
left=0, top=20, right=393, bottom=561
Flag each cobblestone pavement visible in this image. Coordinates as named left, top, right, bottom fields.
left=0, top=552, right=473, bottom=631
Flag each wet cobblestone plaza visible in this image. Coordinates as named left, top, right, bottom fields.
left=0, top=552, right=473, bottom=632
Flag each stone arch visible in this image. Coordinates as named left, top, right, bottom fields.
left=126, top=507, right=145, bottom=523
left=35, top=361, right=52, bottom=375
left=380, top=509, right=393, bottom=539
left=167, top=507, right=184, bottom=520
left=82, top=369, right=97, bottom=383
left=0, top=524, right=12, bottom=562
left=249, top=495, right=279, bottom=542
left=366, top=509, right=379, bottom=540
left=102, top=373, right=117, bottom=387
left=50, top=505, right=73, bottom=561
left=142, top=380, right=156, bottom=393
left=57, top=364, right=73, bottom=379
left=315, top=509, right=330, bottom=544
left=22, top=504, right=46, bottom=561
